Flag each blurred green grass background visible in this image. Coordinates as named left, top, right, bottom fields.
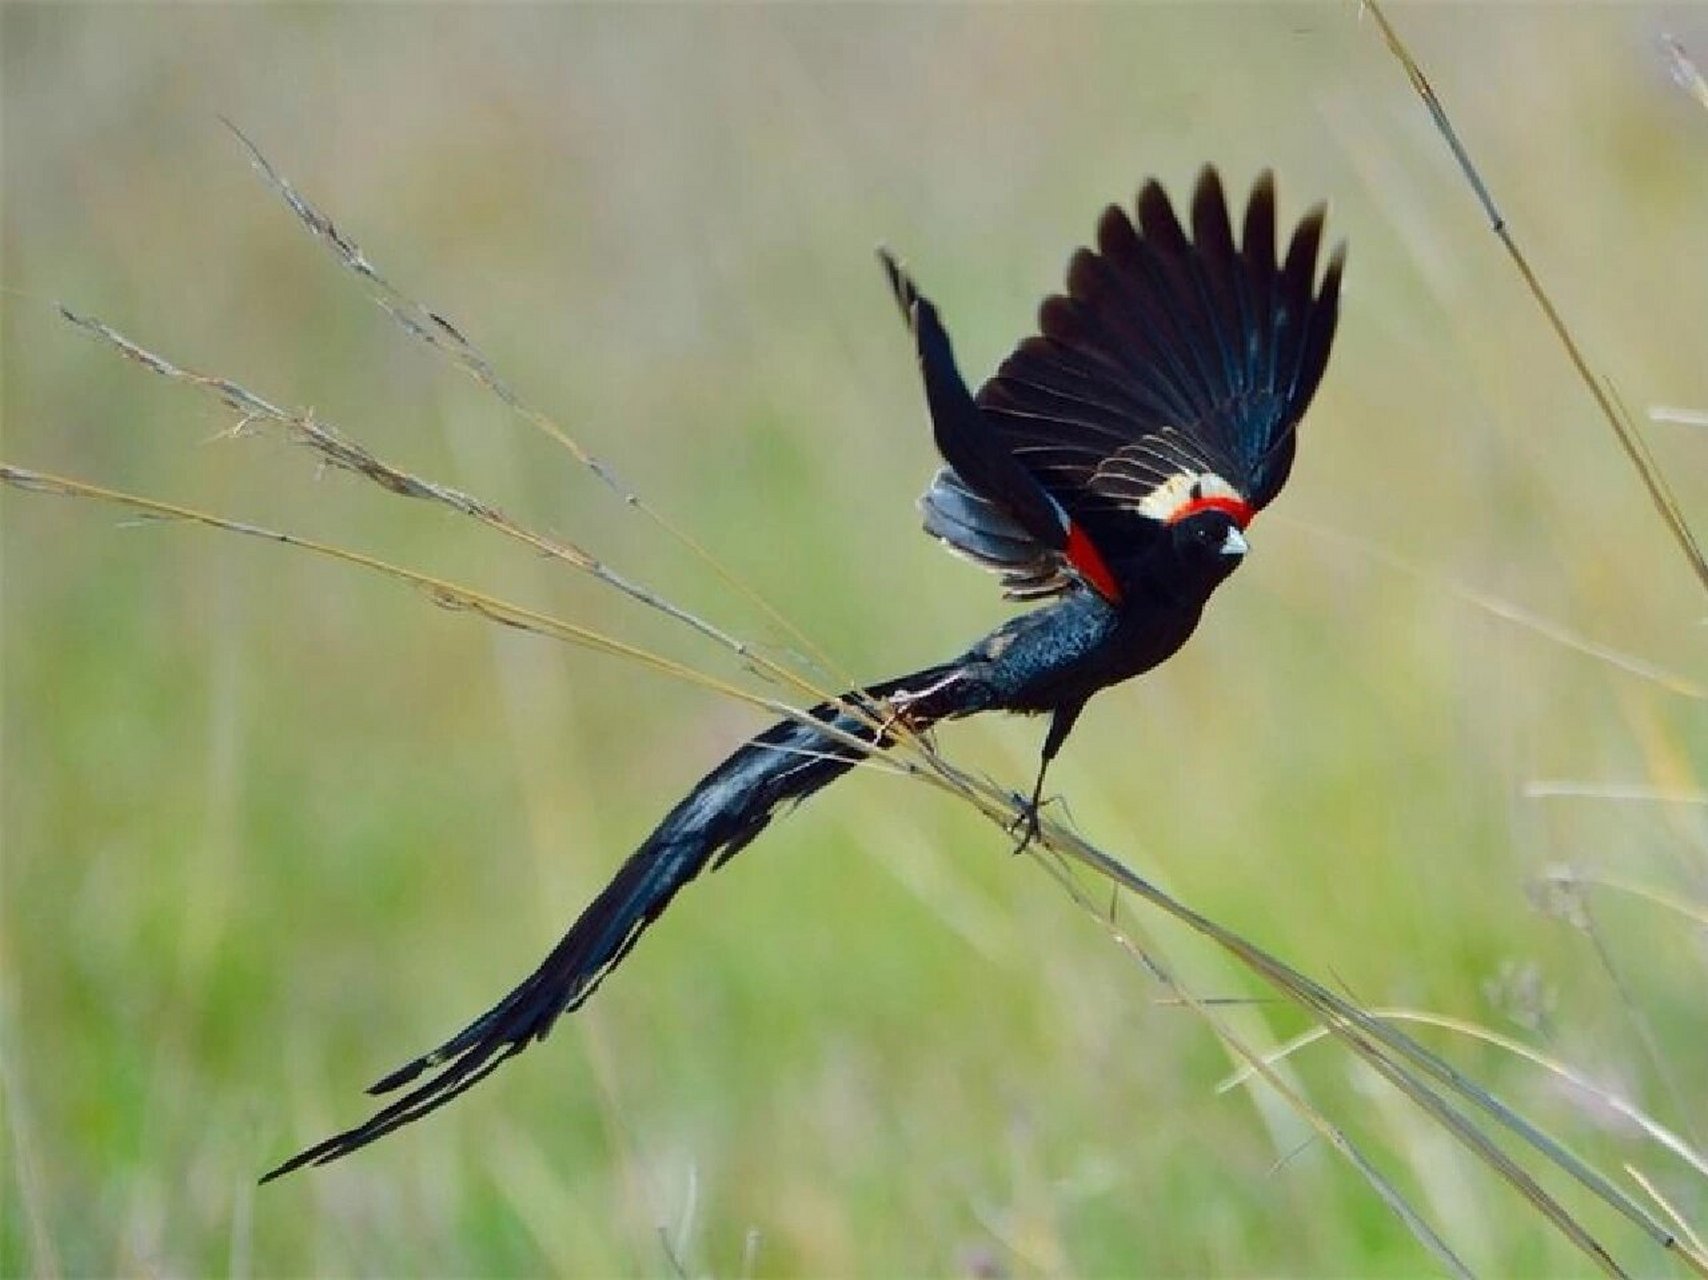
left=5, top=5, right=1708, bottom=1275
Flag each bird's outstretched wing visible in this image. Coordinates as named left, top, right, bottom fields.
left=890, top=168, right=1345, bottom=600
left=879, top=249, right=1121, bottom=603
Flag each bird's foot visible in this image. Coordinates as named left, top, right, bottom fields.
left=1007, top=792, right=1048, bottom=855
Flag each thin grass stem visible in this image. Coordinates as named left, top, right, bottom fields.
left=1363, top=0, right=1708, bottom=595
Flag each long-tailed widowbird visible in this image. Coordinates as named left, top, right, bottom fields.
left=264, top=166, right=1344, bottom=1181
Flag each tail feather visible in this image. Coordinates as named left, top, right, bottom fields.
left=262, top=662, right=979, bottom=1181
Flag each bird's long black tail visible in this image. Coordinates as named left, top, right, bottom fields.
left=263, top=659, right=986, bottom=1180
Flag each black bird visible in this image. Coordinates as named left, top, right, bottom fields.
left=264, top=167, right=1344, bottom=1180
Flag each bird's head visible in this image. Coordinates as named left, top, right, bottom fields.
left=1142, top=470, right=1253, bottom=595
left=1167, top=507, right=1249, bottom=590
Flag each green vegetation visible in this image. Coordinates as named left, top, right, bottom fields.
left=5, top=6, right=1706, bottom=1274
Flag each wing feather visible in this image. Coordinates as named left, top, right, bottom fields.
left=978, top=167, right=1344, bottom=530
left=887, top=167, right=1344, bottom=601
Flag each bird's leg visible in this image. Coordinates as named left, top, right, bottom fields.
left=1011, top=699, right=1085, bottom=854
left=1011, top=757, right=1052, bottom=855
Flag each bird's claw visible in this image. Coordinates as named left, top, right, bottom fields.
left=1007, top=792, right=1045, bottom=855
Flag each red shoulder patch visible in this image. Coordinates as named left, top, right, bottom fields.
left=1064, top=520, right=1121, bottom=603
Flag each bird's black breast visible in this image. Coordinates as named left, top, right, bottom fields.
left=954, top=587, right=1204, bottom=717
